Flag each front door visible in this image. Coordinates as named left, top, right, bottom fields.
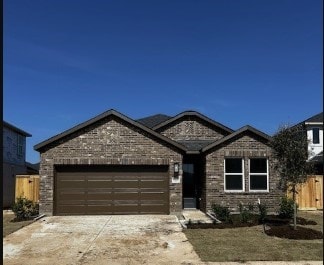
left=183, top=163, right=196, bottom=208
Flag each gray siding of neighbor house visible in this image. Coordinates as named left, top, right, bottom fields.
left=3, top=163, right=27, bottom=208
left=3, top=126, right=28, bottom=207
left=159, top=117, right=227, bottom=141
left=203, top=133, right=283, bottom=213
left=3, top=126, right=27, bottom=165
left=38, top=117, right=183, bottom=216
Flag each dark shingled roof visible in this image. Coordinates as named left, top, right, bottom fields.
left=3, top=121, right=32, bottom=137
left=152, top=111, right=234, bottom=134
left=304, top=112, right=323, bottom=123
left=309, top=151, right=323, bottom=163
left=26, top=162, right=40, bottom=171
left=176, top=140, right=216, bottom=152
left=137, top=114, right=171, bottom=129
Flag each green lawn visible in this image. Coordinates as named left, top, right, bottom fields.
left=184, top=211, right=323, bottom=262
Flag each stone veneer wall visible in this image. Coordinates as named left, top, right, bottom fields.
left=159, top=117, right=228, bottom=141
left=204, top=133, right=283, bottom=213
left=38, top=116, right=183, bottom=216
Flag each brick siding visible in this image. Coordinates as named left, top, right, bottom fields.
left=159, top=117, right=227, bottom=141
left=38, top=113, right=283, bottom=216
left=39, top=116, right=183, bottom=215
left=204, top=132, right=283, bottom=213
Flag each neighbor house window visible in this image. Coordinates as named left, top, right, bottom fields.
left=17, top=135, right=24, bottom=157
left=312, top=128, right=320, bottom=144
left=249, top=158, right=268, bottom=192
left=224, top=158, right=244, bottom=192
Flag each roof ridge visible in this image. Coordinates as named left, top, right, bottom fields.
left=152, top=111, right=234, bottom=133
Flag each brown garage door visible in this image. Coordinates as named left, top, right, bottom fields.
left=55, top=165, right=169, bottom=215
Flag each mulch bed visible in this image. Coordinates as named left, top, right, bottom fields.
left=265, top=225, right=323, bottom=240
left=186, top=214, right=322, bottom=240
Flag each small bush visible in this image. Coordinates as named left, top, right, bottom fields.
left=257, top=203, right=267, bottom=223
left=278, top=196, right=296, bottom=219
left=212, top=204, right=231, bottom=223
left=12, top=197, right=39, bottom=221
left=238, top=203, right=254, bottom=223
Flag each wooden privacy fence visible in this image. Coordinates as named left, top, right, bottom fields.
left=287, top=175, right=323, bottom=210
left=15, top=175, right=40, bottom=203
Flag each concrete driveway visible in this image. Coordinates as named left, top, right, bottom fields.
left=3, top=215, right=202, bottom=265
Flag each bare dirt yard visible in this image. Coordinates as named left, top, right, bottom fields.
left=3, top=210, right=35, bottom=237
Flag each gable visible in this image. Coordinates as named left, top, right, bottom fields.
left=155, top=112, right=233, bottom=142
left=219, top=133, right=270, bottom=152
left=37, top=116, right=185, bottom=158
left=159, top=117, right=227, bottom=141
left=202, top=125, right=271, bottom=154
left=34, top=110, right=186, bottom=153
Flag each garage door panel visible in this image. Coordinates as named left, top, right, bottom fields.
left=55, top=167, right=169, bottom=215
left=58, top=179, right=86, bottom=189
left=87, top=200, right=113, bottom=206
left=87, top=179, right=113, bottom=188
left=140, top=192, right=168, bottom=200
left=113, top=192, right=139, bottom=200
left=140, top=180, right=167, bottom=188
left=140, top=200, right=167, bottom=205
left=87, top=192, right=113, bottom=200
left=114, top=180, right=139, bottom=188
left=57, top=191, right=86, bottom=200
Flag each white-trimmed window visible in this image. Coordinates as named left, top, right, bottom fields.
left=224, top=158, right=244, bottom=192
left=249, top=158, right=268, bottom=192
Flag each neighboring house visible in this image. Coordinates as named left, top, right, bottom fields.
left=26, top=162, right=40, bottom=175
left=3, top=121, right=32, bottom=208
left=34, top=109, right=283, bottom=216
left=299, top=112, right=323, bottom=174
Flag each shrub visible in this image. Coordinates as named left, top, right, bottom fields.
left=257, top=203, right=267, bottom=223
left=278, top=196, right=296, bottom=219
left=12, top=197, right=39, bottom=221
left=238, top=203, right=254, bottom=223
left=212, top=204, right=231, bottom=223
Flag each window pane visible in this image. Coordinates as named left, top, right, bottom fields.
left=225, top=175, right=243, bottom=190
left=250, top=159, right=267, bottom=173
left=313, top=128, right=320, bottom=144
left=250, top=175, right=267, bottom=190
left=225, top=158, right=242, bottom=173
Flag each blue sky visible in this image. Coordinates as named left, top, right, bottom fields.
left=4, top=0, right=323, bottom=164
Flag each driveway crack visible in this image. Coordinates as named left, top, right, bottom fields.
left=76, top=216, right=113, bottom=264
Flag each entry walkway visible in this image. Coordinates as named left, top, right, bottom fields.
left=182, top=209, right=214, bottom=223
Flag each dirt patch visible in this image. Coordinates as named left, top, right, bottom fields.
left=3, top=211, right=35, bottom=237
left=265, top=225, right=323, bottom=240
